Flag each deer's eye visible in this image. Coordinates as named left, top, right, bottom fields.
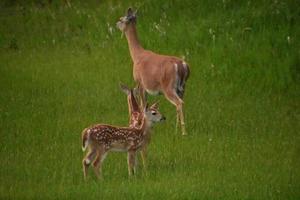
left=151, top=111, right=157, bottom=115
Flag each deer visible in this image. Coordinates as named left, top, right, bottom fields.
left=81, top=103, right=165, bottom=180
left=116, top=8, right=190, bottom=135
left=120, top=83, right=151, bottom=169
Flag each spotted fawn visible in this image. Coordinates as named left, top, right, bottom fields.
left=81, top=103, right=165, bottom=179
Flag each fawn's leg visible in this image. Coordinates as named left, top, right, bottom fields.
left=140, top=135, right=151, bottom=170
left=92, top=146, right=107, bottom=179
left=82, top=148, right=97, bottom=181
left=140, top=147, right=147, bottom=170
left=127, top=150, right=137, bottom=176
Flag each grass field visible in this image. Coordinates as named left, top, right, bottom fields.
left=0, top=0, right=299, bottom=199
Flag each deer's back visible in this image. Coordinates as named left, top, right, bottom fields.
left=134, top=50, right=188, bottom=92
left=87, top=124, right=144, bottom=151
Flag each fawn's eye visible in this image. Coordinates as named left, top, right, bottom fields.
left=151, top=111, right=157, bottom=115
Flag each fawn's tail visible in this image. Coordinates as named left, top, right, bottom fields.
left=82, top=128, right=90, bottom=152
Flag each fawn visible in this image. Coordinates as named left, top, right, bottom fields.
left=81, top=103, right=165, bottom=179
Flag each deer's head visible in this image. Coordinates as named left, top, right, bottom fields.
left=116, top=8, right=137, bottom=32
left=144, top=102, right=166, bottom=124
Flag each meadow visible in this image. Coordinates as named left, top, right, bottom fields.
left=0, top=0, right=299, bottom=199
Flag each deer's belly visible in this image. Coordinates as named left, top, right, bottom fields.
left=109, top=140, right=143, bottom=152
left=146, top=89, right=160, bottom=96
left=110, top=148, right=127, bottom=152
left=110, top=142, right=128, bottom=152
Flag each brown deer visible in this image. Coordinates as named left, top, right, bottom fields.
left=81, top=103, right=165, bottom=180
left=120, top=83, right=151, bottom=169
left=116, top=8, right=190, bottom=135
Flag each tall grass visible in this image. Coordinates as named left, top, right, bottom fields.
left=0, top=0, right=299, bottom=199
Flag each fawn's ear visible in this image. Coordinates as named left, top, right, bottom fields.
left=119, top=83, right=130, bottom=95
left=144, top=103, right=149, bottom=113
left=150, top=101, right=159, bottom=109
left=133, top=87, right=139, bottom=97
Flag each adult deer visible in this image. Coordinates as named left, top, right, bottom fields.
left=81, top=103, right=165, bottom=179
left=120, top=83, right=153, bottom=169
left=116, top=8, right=190, bottom=135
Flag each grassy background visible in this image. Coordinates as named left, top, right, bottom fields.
left=0, top=0, right=299, bottom=199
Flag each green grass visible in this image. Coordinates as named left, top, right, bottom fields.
left=0, top=0, right=299, bottom=199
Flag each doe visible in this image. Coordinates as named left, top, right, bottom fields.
left=116, top=8, right=190, bottom=135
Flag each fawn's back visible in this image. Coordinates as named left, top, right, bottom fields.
left=85, top=124, right=145, bottom=152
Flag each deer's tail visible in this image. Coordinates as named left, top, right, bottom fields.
left=82, top=128, right=91, bottom=152
left=176, top=61, right=190, bottom=99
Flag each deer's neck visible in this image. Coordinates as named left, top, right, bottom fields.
left=124, top=24, right=144, bottom=63
left=138, top=115, right=152, bottom=136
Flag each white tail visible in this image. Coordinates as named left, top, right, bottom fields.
left=81, top=128, right=90, bottom=152
left=81, top=103, right=165, bottom=180
left=117, top=8, right=190, bottom=135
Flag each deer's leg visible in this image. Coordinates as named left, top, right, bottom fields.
left=177, top=102, right=187, bottom=136
left=176, top=111, right=180, bottom=134
left=138, top=85, right=146, bottom=109
left=140, top=135, right=151, bottom=170
left=92, top=146, right=107, bottom=179
left=164, top=89, right=187, bottom=135
left=140, top=146, right=147, bottom=170
left=82, top=148, right=97, bottom=181
left=127, top=150, right=137, bottom=176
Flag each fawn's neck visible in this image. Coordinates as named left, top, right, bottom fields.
left=138, top=115, right=152, bottom=136
left=124, top=24, right=144, bottom=63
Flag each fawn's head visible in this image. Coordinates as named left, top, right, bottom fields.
left=144, top=102, right=166, bottom=124
left=116, top=8, right=137, bottom=32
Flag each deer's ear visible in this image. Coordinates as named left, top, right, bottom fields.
left=127, top=7, right=134, bottom=16
left=150, top=101, right=159, bottom=109
left=133, top=87, right=139, bottom=97
left=144, top=103, right=149, bottom=112
left=119, top=83, right=130, bottom=95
